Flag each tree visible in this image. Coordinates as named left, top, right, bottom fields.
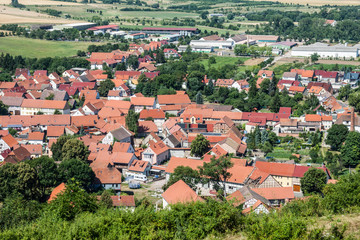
left=195, top=91, right=203, bottom=104
left=199, top=155, right=233, bottom=198
left=190, top=134, right=210, bottom=157
left=156, top=50, right=165, bottom=63
left=0, top=163, right=41, bottom=201
left=98, top=79, right=115, bottom=97
left=163, top=166, right=200, bottom=191
left=8, top=128, right=17, bottom=137
left=61, top=139, right=89, bottom=162
left=310, top=53, right=319, bottom=63
left=341, top=131, right=360, bottom=167
left=326, top=124, right=349, bottom=151
left=49, top=181, right=97, bottom=220
left=127, top=55, right=139, bottom=70
left=28, top=156, right=59, bottom=194
left=16, top=162, right=42, bottom=200
left=126, top=110, right=139, bottom=136
left=300, top=168, right=327, bottom=195
left=58, top=159, right=95, bottom=189
left=261, top=141, right=273, bottom=154
left=348, top=92, right=360, bottom=112
left=51, top=135, right=73, bottom=162
left=99, top=190, right=113, bottom=209
left=0, top=101, right=8, bottom=115
left=270, top=93, right=281, bottom=112
left=208, top=56, right=216, bottom=65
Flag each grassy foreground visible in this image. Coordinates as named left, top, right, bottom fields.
left=0, top=37, right=100, bottom=58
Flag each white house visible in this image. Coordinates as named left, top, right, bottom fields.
left=102, top=126, right=133, bottom=145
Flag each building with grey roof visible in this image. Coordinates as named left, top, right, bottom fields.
left=291, top=43, right=359, bottom=59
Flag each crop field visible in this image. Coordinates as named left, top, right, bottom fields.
left=0, top=37, right=102, bottom=58
left=0, top=0, right=81, bottom=5
left=0, top=6, right=78, bottom=24
left=253, top=0, right=360, bottom=6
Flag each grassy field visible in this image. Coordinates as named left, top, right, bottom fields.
left=199, top=56, right=250, bottom=70
left=0, top=37, right=101, bottom=58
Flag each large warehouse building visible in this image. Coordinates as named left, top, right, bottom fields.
left=291, top=43, right=360, bottom=59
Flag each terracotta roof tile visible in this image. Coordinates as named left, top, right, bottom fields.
left=162, top=180, right=204, bottom=205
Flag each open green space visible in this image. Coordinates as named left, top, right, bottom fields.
left=0, top=37, right=101, bottom=58
left=199, top=56, right=250, bottom=70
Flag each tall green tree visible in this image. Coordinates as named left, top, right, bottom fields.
left=199, top=155, right=233, bottom=198
left=62, top=139, right=89, bottom=162
left=326, top=124, right=349, bottom=151
left=51, top=135, right=73, bottom=162
left=126, top=110, right=139, bottom=135
left=28, top=156, right=59, bottom=194
left=270, top=93, right=281, bottom=112
left=195, top=91, right=203, bottom=104
left=0, top=101, right=8, bottom=115
left=98, top=79, right=115, bottom=97
left=99, top=190, right=113, bottom=209
left=58, top=159, right=95, bottom=189
left=190, top=134, right=210, bottom=157
left=49, top=181, right=97, bottom=220
left=300, top=168, right=327, bottom=195
left=341, top=131, right=360, bottom=167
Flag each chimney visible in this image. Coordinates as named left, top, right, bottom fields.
left=351, top=107, right=355, bottom=132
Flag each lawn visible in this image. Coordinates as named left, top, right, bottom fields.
left=0, top=37, right=102, bottom=58
left=199, top=56, right=250, bottom=70
left=267, top=148, right=293, bottom=160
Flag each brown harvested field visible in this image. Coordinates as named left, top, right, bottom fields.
left=244, top=58, right=265, bottom=66
left=0, top=0, right=81, bottom=5
left=253, top=0, right=360, bottom=6
left=317, top=59, right=360, bottom=66
left=0, top=6, right=78, bottom=24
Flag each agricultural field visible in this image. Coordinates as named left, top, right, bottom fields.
left=0, top=37, right=101, bottom=58
left=253, top=0, right=360, bottom=6
left=0, top=6, right=78, bottom=24
left=0, top=0, right=81, bottom=5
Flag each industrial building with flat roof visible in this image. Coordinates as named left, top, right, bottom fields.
left=53, top=23, right=96, bottom=31
left=291, top=43, right=360, bottom=59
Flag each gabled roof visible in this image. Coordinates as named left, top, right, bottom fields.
left=28, top=132, right=44, bottom=141
left=138, top=121, right=158, bottom=133
left=305, top=114, right=322, bottom=122
left=148, top=140, right=169, bottom=155
left=111, top=195, right=136, bottom=207
left=48, top=183, right=66, bottom=202
left=1, top=134, right=18, bottom=148
left=110, top=126, right=133, bottom=141
left=255, top=161, right=295, bottom=177
left=112, top=142, right=131, bottom=152
left=130, top=96, right=155, bottom=106
left=162, top=180, right=204, bottom=205
left=252, top=187, right=295, bottom=200
left=165, top=157, right=204, bottom=173
left=128, top=159, right=150, bottom=172
left=139, top=109, right=165, bottom=119
left=157, top=94, right=191, bottom=105
left=21, top=99, right=67, bottom=110
left=93, top=166, right=122, bottom=185
left=227, top=186, right=270, bottom=207
left=47, top=126, right=65, bottom=137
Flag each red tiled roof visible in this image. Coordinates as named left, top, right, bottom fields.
left=111, top=195, right=135, bottom=207
left=255, top=161, right=295, bottom=177
left=47, top=126, right=65, bottom=137
left=48, top=183, right=66, bottom=202
left=28, top=132, right=44, bottom=141
left=139, top=109, right=165, bottom=119
left=157, top=94, right=191, bottom=105
left=252, top=187, right=294, bottom=200
left=21, top=99, right=67, bottom=109
left=165, top=157, right=204, bottom=173
left=162, top=180, right=204, bottom=205
left=1, top=134, right=18, bottom=148
left=130, top=97, right=155, bottom=106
